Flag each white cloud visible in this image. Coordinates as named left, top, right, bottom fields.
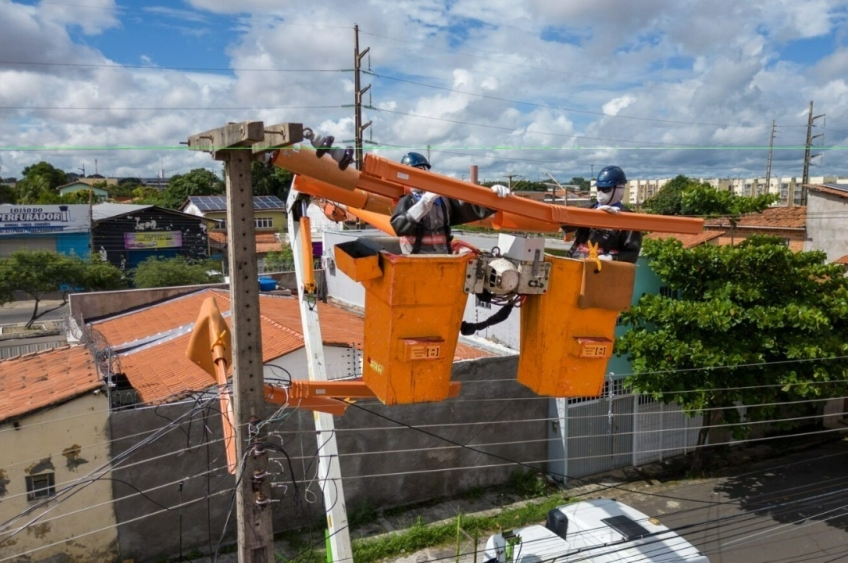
left=602, top=96, right=635, bottom=116
left=2, top=0, right=848, bottom=183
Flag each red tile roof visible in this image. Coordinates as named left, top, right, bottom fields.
left=714, top=237, right=805, bottom=252
left=0, top=346, right=100, bottom=422
left=644, top=231, right=723, bottom=248
left=704, top=206, right=806, bottom=230
left=208, top=232, right=283, bottom=254
left=833, top=254, right=848, bottom=265
left=93, top=289, right=492, bottom=404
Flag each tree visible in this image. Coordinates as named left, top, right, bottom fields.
left=132, top=185, right=164, bottom=204
left=251, top=162, right=293, bottom=201
left=262, top=243, right=295, bottom=272
left=158, top=168, right=224, bottom=209
left=570, top=177, right=590, bottom=192
left=618, top=236, right=848, bottom=468
left=21, top=161, right=67, bottom=189
left=0, top=184, right=17, bottom=204
left=642, top=175, right=777, bottom=219
left=0, top=251, right=126, bottom=328
left=132, top=256, right=223, bottom=288
left=79, top=255, right=128, bottom=291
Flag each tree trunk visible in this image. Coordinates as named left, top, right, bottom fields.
left=691, top=409, right=713, bottom=473
left=25, top=298, right=40, bottom=330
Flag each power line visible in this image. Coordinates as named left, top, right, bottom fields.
left=367, top=71, right=813, bottom=129
left=0, top=60, right=350, bottom=74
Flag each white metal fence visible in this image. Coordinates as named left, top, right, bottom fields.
left=549, top=385, right=703, bottom=480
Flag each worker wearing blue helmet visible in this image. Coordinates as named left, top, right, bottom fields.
left=565, top=166, right=642, bottom=263
left=391, top=152, right=510, bottom=254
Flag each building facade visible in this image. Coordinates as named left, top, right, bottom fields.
left=0, top=346, right=117, bottom=563
left=92, top=203, right=213, bottom=271
left=0, top=204, right=91, bottom=257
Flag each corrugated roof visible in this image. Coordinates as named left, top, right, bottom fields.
left=0, top=346, right=100, bottom=423
left=92, top=288, right=493, bottom=404
left=92, top=203, right=152, bottom=221
left=704, top=206, right=806, bottom=230
left=808, top=184, right=848, bottom=200
left=644, top=231, right=723, bottom=249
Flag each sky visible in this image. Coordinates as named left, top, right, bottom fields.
left=1, top=0, right=848, bottom=185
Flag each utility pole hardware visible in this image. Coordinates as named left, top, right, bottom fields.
left=187, top=121, right=277, bottom=563
left=353, top=24, right=372, bottom=170
left=801, top=101, right=825, bottom=205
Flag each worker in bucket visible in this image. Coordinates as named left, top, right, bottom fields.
left=391, top=152, right=510, bottom=255
left=565, top=165, right=642, bottom=264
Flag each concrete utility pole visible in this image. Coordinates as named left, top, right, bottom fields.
left=353, top=24, right=371, bottom=170
left=801, top=100, right=825, bottom=205
left=187, top=122, right=274, bottom=563
left=765, top=119, right=775, bottom=199
left=505, top=174, right=522, bottom=190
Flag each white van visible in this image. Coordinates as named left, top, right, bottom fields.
left=484, top=498, right=709, bottom=562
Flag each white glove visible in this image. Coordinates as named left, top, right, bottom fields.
left=597, top=205, right=620, bottom=214
left=598, top=254, right=614, bottom=261
left=490, top=184, right=510, bottom=198
left=406, top=192, right=439, bottom=222
left=420, top=191, right=440, bottom=205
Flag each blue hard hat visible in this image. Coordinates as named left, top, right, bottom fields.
left=596, top=166, right=627, bottom=190
left=401, top=152, right=431, bottom=169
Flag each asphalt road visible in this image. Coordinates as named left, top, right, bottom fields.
left=389, top=438, right=848, bottom=563
left=0, top=300, right=67, bottom=326
left=634, top=440, right=848, bottom=563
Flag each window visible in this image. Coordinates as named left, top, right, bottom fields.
left=255, top=217, right=273, bottom=229
left=26, top=473, right=55, bottom=501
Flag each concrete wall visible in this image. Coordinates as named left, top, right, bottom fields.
left=805, top=190, right=848, bottom=262
left=70, top=284, right=228, bottom=322
left=0, top=393, right=118, bottom=562
left=109, top=355, right=546, bottom=562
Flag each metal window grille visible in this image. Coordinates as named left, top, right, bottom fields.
left=26, top=473, right=55, bottom=501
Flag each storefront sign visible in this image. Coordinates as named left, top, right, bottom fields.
left=0, top=205, right=91, bottom=235
left=124, top=231, right=184, bottom=250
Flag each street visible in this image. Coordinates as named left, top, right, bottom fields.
left=390, top=438, right=848, bottom=563
left=0, top=299, right=67, bottom=327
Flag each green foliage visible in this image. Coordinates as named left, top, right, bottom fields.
left=262, top=244, right=294, bottom=272
left=618, top=236, right=848, bottom=445
left=642, top=175, right=778, bottom=222
left=0, top=184, right=17, bottom=204
left=0, top=251, right=126, bottom=328
left=107, top=183, right=138, bottom=197
left=21, top=161, right=67, bottom=189
left=251, top=162, right=293, bottom=201
left=570, top=176, right=590, bottom=191
left=158, top=168, right=224, bottom=209
left=79, top=255, right=127, bottom=291
left=132, top=185, right=164, bottom=204
left=132, top=256, right=223, bottom=288
left=349, top=497, right=567, bottom=562
left=505, top=469, right=554, bottom=498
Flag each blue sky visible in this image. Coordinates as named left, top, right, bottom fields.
left=1, top=0, right=848, bottom=184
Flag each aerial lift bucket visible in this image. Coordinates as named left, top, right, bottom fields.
left=517, top=255, right=635, bottom=397
left=335, top=238, right=472, bottom=405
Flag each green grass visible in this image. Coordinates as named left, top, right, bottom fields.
left=349, top=496, right=569, bottom=562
